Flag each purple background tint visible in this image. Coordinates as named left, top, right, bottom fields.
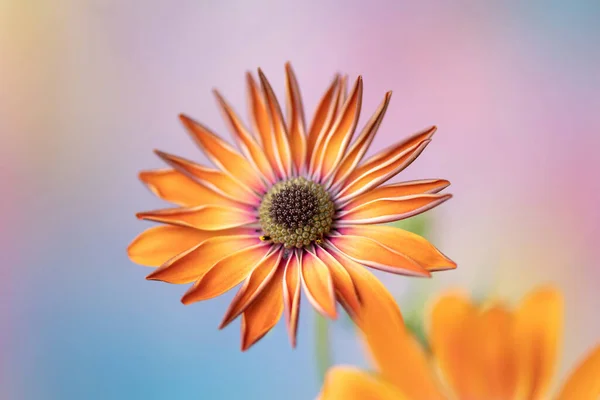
left=2, top=1, right=599, bottom=399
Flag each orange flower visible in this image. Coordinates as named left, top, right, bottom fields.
left=319, top=287, right=600, bottom=400
left=127, top=63, right=455, bottom=350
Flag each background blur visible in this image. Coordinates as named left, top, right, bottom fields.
left=2, top=0, right=600, bottom=399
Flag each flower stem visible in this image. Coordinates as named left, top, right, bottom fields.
left=315, top=313, right=332, bottom=383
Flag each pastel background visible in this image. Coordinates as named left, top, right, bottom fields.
left=2, top=1, right=599, bottom=399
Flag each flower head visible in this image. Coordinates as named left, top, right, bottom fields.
left=319, top=286, right=600, bottom=399
left=128, top=63, right=455, bottom=350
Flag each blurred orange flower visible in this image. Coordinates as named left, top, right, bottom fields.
left=128, top=63, right=455, bottom=350
left=319, top=287, right=600, bottom=400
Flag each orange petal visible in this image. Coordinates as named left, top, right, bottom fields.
left=319, top=367, right=409, bottom=400
left=513, top=286, right=563, bottom=400
left=306, top=75, right=341, bottom=170
left=153, top=151, right=260, bottom=206
left=428, top=291, right=480, bottom=399
left=328, top=235, right=431, bottom=277
left=136, top=204, right=256, bottom=231
left=139, top=168, right=240, bottom=207
left=179, top=114, right=266, bottom=193
left=556, top=344, right=600, bottom=400
left=146, top=234, right=260, bottom=284
left=315, top=76, right=363, bottom=181
left=300, top=250, right=337, bottom=319
left=309, top=76, right=346, bottom=179
left=342, top=179, right=450, bottom=210
left=219, top=248, right=282, bottom=329
left=337, top=193, right=452, bottom=225
left=476, top=305, right=519, bottom=400
left=434, top=299, right=519, bottom=399
left=246, top=72, right=282, bottom=179
left=284, top=63, right=308, bottom=175
left=314, top=245, right=361, bottom=318
left=258, top=68, right=293, bottom=178
left=240, top=264, right=285, bottom=351
left=128, top=225, right=253, bottom=267
left=339, top=75, right=349, bottom=102
left=326, top=245, right=444, bottom=399
left=337, top=76, right=348, bottom=105
left=359, top=126, right=435, bottom=168
left=283, top=251, right=302, bottom=347
left=326, top=244, right=402, bottom=341
left=329, top=92, right=392, bottom=190
left=181, top=243, right=272, bottom=304
left=363, top=331, right=446, bottom=400
left=213, top=90, right=277, bottom=184
left=335, top=126, right=436, bottom=203
left=336, top=225, right=456, bottom=272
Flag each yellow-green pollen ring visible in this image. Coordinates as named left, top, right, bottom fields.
left=258, top=177, right=335, bottom=248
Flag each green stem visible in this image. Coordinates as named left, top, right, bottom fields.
left=315, top=313, right=332, bottom=382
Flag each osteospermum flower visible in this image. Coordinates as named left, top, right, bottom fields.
left=319, top=286, right=600, bottom=400
left=128, top=63, right=456, bottom=350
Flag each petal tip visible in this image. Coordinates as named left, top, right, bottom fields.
left=245, top=71, right=255, bottom=83
left=240, top=335, right=255, bottom=352
left=217, top=319, right=228, bottom=330
left=126, top=241, right=145, bottom=264
left=439, top=179, right=451, bottom=189
left=145, top=272, right=160, bottom=281
left=444, top=259, right=458, bottom=270
left=145, top=267, right=170, bottom=281
left=321, top=306, right=339, bottom=320
left=529, top=285, right=563, bottom=303
left=138, top=170, right=149, bottom=182
left=180, top=291, right=194, bottom=305
left=218, top=308, right=238, bottom=330
left=440, top=193, right=453, bottom=202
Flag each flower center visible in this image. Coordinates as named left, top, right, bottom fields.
left=259, top=177, right=335, bottom=248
